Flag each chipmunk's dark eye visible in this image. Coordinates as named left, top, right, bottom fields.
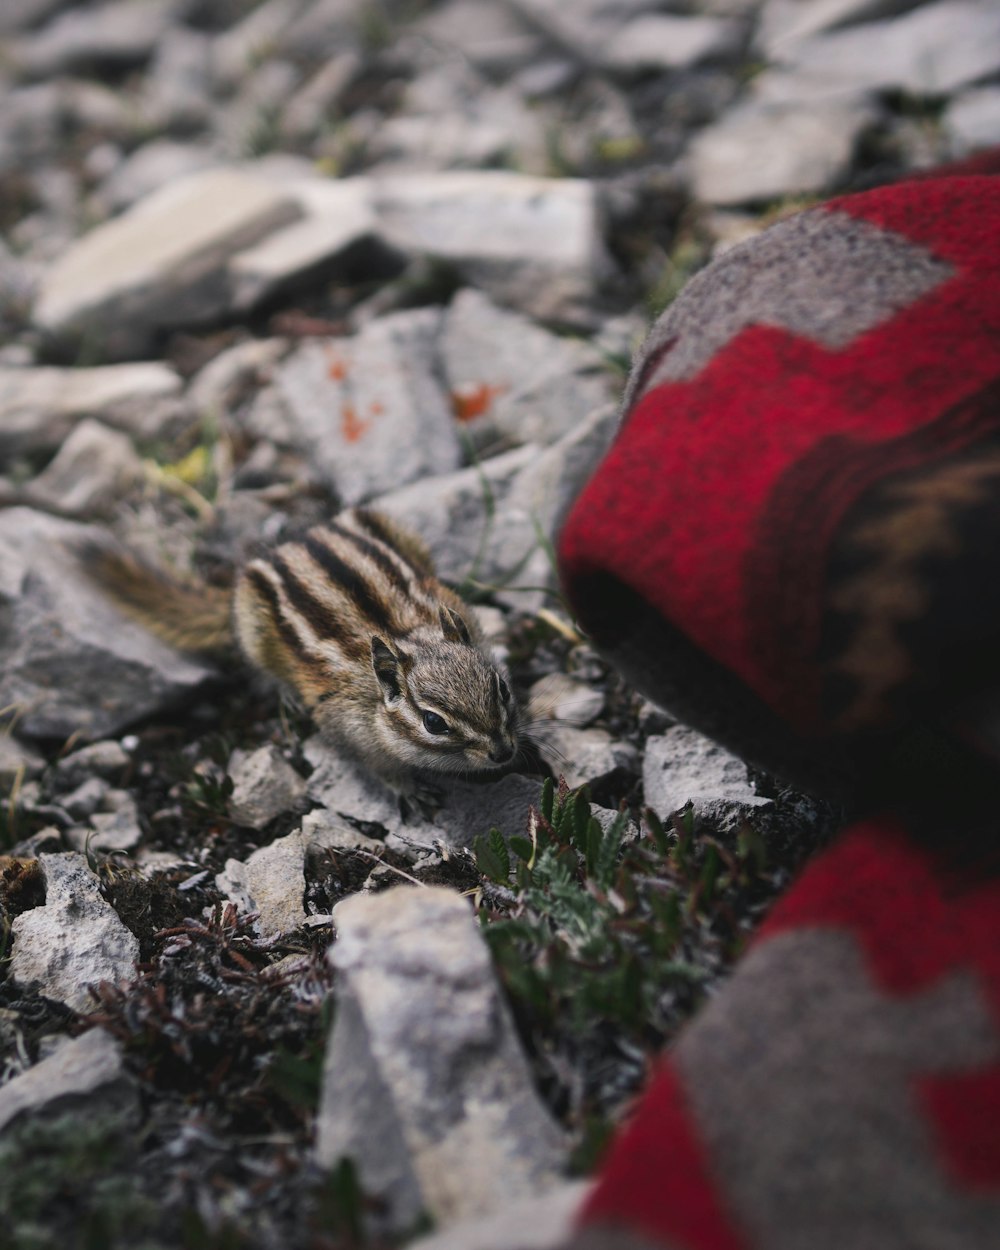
left=498, top=678, right=510, bottom=704
left=421, top=710, right=450, bottom=735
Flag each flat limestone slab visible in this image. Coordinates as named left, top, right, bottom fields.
left=34, top=166, right=302, bottom=357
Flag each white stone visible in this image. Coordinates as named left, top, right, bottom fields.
left=316, top=886, right=566, bottom=1230
left=140, top=26, right=213, bottom=131
left=690, top=99, right=876, bottom=205
left=0, top=735, right=45, bottom=786
left=34, top=167, right=302, bottom=358
left=230, top=177, right=379, bottom=312
left=212, top=0, right=308, bottom=85
left=371, top=444, right=538, bottom=588
left=227, top=744, right=308, bottom=829
left=757, top=0, right=898, bottom=57
left=944, top=87, right=1000, bottom=157
left=276, top=308, right=461, bottom=504
left=0, top=1028, right=136, bottom=1133
left=10, top=852, right=140, bottom=1012
left=0, top=509, right=213, bottom=740
left=491, top=402, right=618, bottom=613
left=187, top=337, right=288, bottom=419
left=11, top=0, right=181, bottom=76
left=217, top=811, right=378, bottom=938
left=27, top=418, right=143, bottom=517
left=98, top=139, right=218, bottom=214
left=535, top=724, right=639, bottom=792
left=604, top=14, right=743, bottom=71
left=56, top=739, right=130, bottom=784
left=775, top=0, right=1000, bottom=96
left=0, top=361, right=182, bottom=456
left=440, top=288, right=614, bottom=453
left=279, top=51, right=361, bottom=141
left=527, top=673, right=604, bottom=728
left=408, top=1180, right=591, bottom=1250
left=507, top=0, right=647, bottom=59
left=373, top=171, right=609, bottom=322
left=303, top=735, right=543, bottom=856
left=643, top=726, right=772, bottom=832
left=69, top=790, right=143, bottom=853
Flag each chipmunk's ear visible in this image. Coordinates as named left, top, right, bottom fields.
left=440, top=605, right=471, bottom=645
left=371, top=636, right=401, bottom=702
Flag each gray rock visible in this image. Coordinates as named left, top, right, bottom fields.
left=140, top=26, right=213, bottom=133
left=0, top=735, right=45, bottom=786
left=0, top=508, right=213, bottom=741
left=316, top=886, right=566, bottom=1229
left=756, top=0, right=904, bottom=58
left=276, top=309, right=461, bottom=504
left=188, top=336, right=289, bottom=419
left=509, top=0, right=645, bottom=61
left=441, top=288, right=614, bottom=453
left=212, top=0, right=309, bottom=89
left=411, top=0, right=543, bottom=74
left=535, top=725, right=639, bottom=792
left=373, top=172, right=609, bottom=323
left=217, top=57, right=303, bottom=159
left=943, top=87, right=1000, bottom=156
left=408, top=1180, right=590, bottom=1250
left=9, top=851, right=140, bottom=1012
left=604, top=14, right=744, bottom=72
left=490, top=401, right=618, bottom=613
left=372, top=444, right=538, bottom=587
left=26, top=418, right=143, bottom=517
left=33, top=167, right=303, bottom=359
left=279, top=50, right=360, bottom=142
left=10, top=0, right=182, bottom=76
left=0, top=0, right=65, bottom=35
left=0, top=361, right=182, bottom=456
left=275, top=0, right=368, bottom=61
left=376, top=399, right=616, bottom=614
left=56, top=739, right=130, bottom=785
left=227, top=743, right=308, bottom=829
left=0, top=1027, right=136, bottom=1134
left=217, top=809, right=379, bottom=938
left=228, top=176, right=379, bottom=314
left=775, top=0, right=1000, bottom=96
left=69, top=790, right=143, bottom=854
left=368, top=66, right=548, bottom=174
left=690, top=98, right=877, bottom=205
left=304, top=734, right=542, bottom=855
left=432, top=773, right=544, bottom=852
left=0, top=79, right=131, bottom=170
left=643, top=726, right=773, bottom=832
left=527, top=673, right=604, bottom=728
left=61, top=776, right=109, bottom=820
left=98, top=139, right=219, bottom=214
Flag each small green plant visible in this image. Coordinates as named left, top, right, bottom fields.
left=0, top=1112, right=161, bottom=1250
left=474, top=778, right=774, bottom=1147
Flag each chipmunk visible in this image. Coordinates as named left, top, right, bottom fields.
left=84, top=508, right=520, bottom=815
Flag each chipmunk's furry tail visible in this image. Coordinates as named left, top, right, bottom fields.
left=79, top=541, right=235, bottom=655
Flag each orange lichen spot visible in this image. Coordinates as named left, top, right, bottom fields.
left=450, top=382, right=504, bottom=422
left=327, top=355, right=348, bottom=382
left=341, top=402, right=374, bottom=444
left=370, top=401, right=384, bottom=416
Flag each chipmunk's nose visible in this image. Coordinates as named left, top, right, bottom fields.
left=488, top=741, right=515, bottom=764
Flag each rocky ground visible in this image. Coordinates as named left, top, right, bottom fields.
left=0, top=1, right=997, bottom=1247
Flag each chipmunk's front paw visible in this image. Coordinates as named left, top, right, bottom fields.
left=398, top=782, right=444, bottom=823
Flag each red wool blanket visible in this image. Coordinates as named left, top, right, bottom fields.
left=557, top=154, right=1000, bottom=1248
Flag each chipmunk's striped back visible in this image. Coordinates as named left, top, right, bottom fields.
left=233, top=508, right=483, bottom=707
left=85, top=506, right=518, bottom=808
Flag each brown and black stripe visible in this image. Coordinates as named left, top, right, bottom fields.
left=231, top=508, right=449, bottom=703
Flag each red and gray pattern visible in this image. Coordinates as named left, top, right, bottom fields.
left=557, top=159, right=1000, bottom=1248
